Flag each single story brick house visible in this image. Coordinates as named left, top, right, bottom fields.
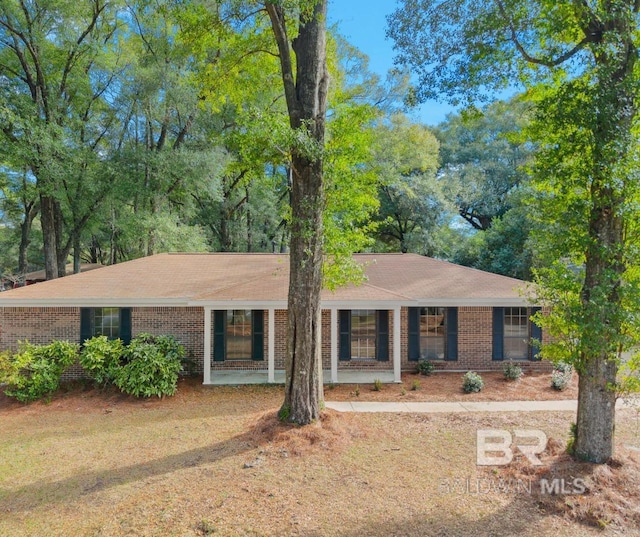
left=0, top=253, right=547, bottom=384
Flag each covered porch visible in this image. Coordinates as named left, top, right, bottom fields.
left=201, top=305, right=403, bottom=385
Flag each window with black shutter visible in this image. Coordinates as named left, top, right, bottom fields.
left=80, top=307, right=132, bottom=344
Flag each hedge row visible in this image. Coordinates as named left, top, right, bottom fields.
left=0, top=334, right=185, bottom=402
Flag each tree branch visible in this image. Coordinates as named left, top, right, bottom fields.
left=496, top=0, right=592, bottom=68
left=265, top=3, right=300, bottom=127
left=59, top=0, right=107, bottom=99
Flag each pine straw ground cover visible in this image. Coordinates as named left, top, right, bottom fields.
left=0, top=374, right=638, bottom=537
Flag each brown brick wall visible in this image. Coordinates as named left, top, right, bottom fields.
left=0, top=305, right=552, bottom=381
left=132, top=307, right=204, bottom=373
left=0, top=306, right=206, bottom=380
left=400, top=306, right=552, bottom=373
left=0, top=307, right=82, bottom=350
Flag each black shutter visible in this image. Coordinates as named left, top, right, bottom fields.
left=252, top=310, right=264, bottom=361
left=80, top=308, right=92, bottom=344
left=119, top=308, right=132, bottom=344
left=408, top=307, right=420, bottom=361
left=530, top=307, right=542, bottom=360
left=445, top=307, right=458, bottom=361
left=339, top=310, right=351, bottom=361
left=213, top=310, right=226, bottom=362
left=492, top=307, right=505, bottom=361
left=376, top=310, right=389, bottom=362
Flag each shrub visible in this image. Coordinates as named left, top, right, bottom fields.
left=79, top=336, right=125, bottom=386
left=551, top=361, right=573, bottom=391
left=0, top=350, right=16, bottom=383
left=503, top=361, right=523, bottom=381
left=554, top=361, right=573, bottom=375
left=411, top=379, right=420, bottom=391
left=113, top=333, right=184, bottom=398
left=462, top=371, right=484, bottom=393
left=551, top=370, right=570, bottom=391
left=373, top=378, right=383, bottom=391
left=566, top=422, right=578, bottom=455
left=416, top=359, right=435, bottom=376
left=3, top=341, right=78, bottom=402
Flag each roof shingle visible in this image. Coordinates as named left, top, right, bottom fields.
left=0, top=253, right=532, bottom=306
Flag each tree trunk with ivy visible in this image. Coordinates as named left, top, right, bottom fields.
left=573, top=5, right=637, bottom=461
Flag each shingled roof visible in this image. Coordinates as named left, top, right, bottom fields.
left=0, top=253, right=532, bottom=307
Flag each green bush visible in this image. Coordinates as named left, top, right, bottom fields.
left=462, top=371, right=484, bottom=393
left=416, top=359, right=435, bottom=376
left=0, top=350, right=16, bottom=383
left=3, top=341, right=79, bottom=402
left=79, top=336, right=125, bottom=386
left=113, top=333, right=184, bottom=398
left=503, top=361, right=523, bottom=381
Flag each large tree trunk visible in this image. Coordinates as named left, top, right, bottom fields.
left=575, top=356, right=618, bottom=462
left=284, top=155, right=325, bottom=423
left=267, top=0, right=329, bottom=424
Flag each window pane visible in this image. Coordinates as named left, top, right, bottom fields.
left=505, top=307, right=528, bottom=337
left=226, top=310, right=252, bottom=360
left=419, top=307, right=445, bottom=359
left=93, top=307, right=120, bottom=339
left=504, top=338, right=528, bottom=360
left=351, top=310, right=376, bottom=359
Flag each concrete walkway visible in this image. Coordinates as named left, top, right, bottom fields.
left=325, top=399, right=637, bottom=413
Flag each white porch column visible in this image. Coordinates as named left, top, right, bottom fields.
left=268, top=308, right=275, bottom=383
left=330, top=308, right=338, bottom=383
left=203, top=307, right=212, bottom=385
left=393, top=306, right=402, bottom=383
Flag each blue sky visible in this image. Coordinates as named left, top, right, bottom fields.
left=328, top=0, right=456, bottom=125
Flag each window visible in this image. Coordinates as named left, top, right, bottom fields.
left=351, top=310, right=377, bottom=360
left=226, top=310, right=252, bottom=360
left=93, top=307, right=120, bottom=339
left=408, top=307, right=457, bottom=361
left=80, top=308, right=132, bottom=344
left=493, top=307, right=542, bottom=361
left=504, top=307, right=529, bottom=360
left=339, top=310, right=389, bottom=361
left=419, top=307, right=446, bottom=360
left=213, top=310, right=264, bottom=362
